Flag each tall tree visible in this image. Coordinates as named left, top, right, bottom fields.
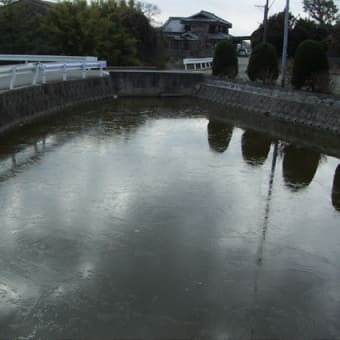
left=251, top=11, right=295, bottom=56
left=139, top=1, right=160, bottom=24
left=326, top=21, right=340, bottom=56
left=0, top=0, right=44, bottom=53
left=0, top=0, right=166, bottom=66
left=116, top=1, right=166, bottom=66
left=41, top=0, right=138, bottom=65
left=290, top=18, right=330, bottom=56
left=251, top=11, right=333, bottom=57
left=303, top=0, right=339, bottom=25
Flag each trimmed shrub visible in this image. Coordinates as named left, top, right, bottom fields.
left=292, top=39, right=329, bottom=92
left=247, top=42, right=279, bottom=83
left=212, top=40, right=238, bottom=78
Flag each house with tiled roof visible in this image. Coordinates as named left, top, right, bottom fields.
left=162, top=10, right=233, bottom=58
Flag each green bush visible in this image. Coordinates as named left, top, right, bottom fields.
left=291, top=39, right=329, bottom=92
left=247, top=42, right=279, bottom=83
left=212, top=41, right=238, bottom=78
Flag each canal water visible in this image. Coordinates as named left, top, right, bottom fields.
left=0, top=98, right=340, bottom=339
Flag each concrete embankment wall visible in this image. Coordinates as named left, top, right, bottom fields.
left=0, top=71, right=203, bottom=134
left=109, top=70, right=203, bottom=96
left=196, top=80, right=340, bottom=134
left=0, top=77, right=113, bottom=134
left=1, top=70, right=340, bottom=135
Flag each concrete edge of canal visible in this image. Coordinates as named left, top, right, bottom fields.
left=196, top=79, right=340, bottom=135
left=0, top=70, right=340, bottom=136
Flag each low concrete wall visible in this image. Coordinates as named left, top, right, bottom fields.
left=1, top=70, right=340, bottom=136
left=0, top=77, right=113, bottom=134
left=110, top=70, right=203, bottom=96
left=196, top=79, right=340, bottom=134
left=0, top=71, right=203, bottom=134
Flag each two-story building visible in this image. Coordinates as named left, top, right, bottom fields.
left=162, top=10, right=233, bottom=59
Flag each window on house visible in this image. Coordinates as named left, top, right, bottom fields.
left=184, top=24, right=191, bottom=32
left=209, top=25, right=215, bottom=33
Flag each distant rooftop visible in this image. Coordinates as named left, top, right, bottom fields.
left=186, top=10, right=232, bottom=27
left=162, top=10, right=232, bottom=34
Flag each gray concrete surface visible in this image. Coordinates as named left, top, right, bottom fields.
left=237, top=57, right=249, bottom=80
left=196, top=80, right=340, bottom=134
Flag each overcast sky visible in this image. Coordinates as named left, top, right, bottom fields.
left=153, top=0, right=305, bottom=36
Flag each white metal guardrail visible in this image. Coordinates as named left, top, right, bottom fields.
left=0, top=54, right=98, bottom=63
left=0, top=61, right=107, bottom=90
left=40, top=61, right=107, bottom=83
left=183, top=57, right=213, bottom=71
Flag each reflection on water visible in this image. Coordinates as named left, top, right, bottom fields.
left=332, top=164, right=340, bottom=211
left=0, top=98, right=340, bottom=339
left=282, top=145, right=321, bottom=191
left=241, top=130, right=272, bottom=166
left=207, top=119, right=233, bottom=153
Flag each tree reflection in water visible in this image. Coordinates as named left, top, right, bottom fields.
left=332, top=164, right=340, bottom=211
left=283, top=145, right=321, bottom=191
left=207, top=119, right=233, bottom=153
left=241, top=130, right=272, bottom=166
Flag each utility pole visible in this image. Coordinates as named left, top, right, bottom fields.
left=262, top=0, right=270, bottom=42
left=281, top=0, right=290, bottom=87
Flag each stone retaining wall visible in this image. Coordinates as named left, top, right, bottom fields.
left=196, top=80, right=340, bottom=134
left=110, top=70, right=203, bottom=97
left=0, top=77, right=113, bottom=135
left=1, top=70, right=340, bottom=136
left=0, top=71, right=203, bottom=135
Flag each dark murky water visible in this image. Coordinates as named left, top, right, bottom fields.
left=0, top=98, right=340, bottom=339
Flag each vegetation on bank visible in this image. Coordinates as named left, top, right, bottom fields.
left=247, top=43, right=278, bottom=84
left=0, top=0, right=167, bottom=67
left=292, top=40, right=329, bottom=91
left=212, top=41, right=238, bottom=78
left=246, top=0, right=338, bottom=92
left=251, top=0, right=340, bottom=58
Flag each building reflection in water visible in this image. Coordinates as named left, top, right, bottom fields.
left=282, top=145, right=321, bottom=191
left=332, top=164, right=340, bottom=211
left=207, top=119, right=233, bottom=153
left=241, top=130, right=272, bottom=166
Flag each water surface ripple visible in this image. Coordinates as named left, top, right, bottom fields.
left=0, top=98, right=339, bottom=339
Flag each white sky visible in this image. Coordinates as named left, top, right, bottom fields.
left=153, top=0, right=305, bottom=36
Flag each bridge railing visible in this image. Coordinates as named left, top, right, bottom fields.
left=183, top=57, right=213, bottom=71
left=0, top=54, right=98, bottom=63
left=0, top=60, right=107, bottom=90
